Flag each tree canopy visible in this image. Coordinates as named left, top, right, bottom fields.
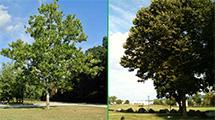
left=121, top=0, right=214, bottom=116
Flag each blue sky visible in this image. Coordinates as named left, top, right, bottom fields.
left=0, top=0, right=107, bottom=66
left=109, top=0, right=157, bottom=103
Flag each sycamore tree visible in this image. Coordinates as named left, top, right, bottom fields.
left=1, top=0, right=99, bottom=109
left=121, top=0, right=214, bottom=117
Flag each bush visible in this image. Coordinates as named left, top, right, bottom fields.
left=125, top=108, right=134, bottom=113
left=170, top=109, right=178, bottom=113
left=159, top=109, right=169, bottom=113
left=148, top=108, right=155, bottom=113
left=188, top=110, right=196, bottom=115
left=116, top=99, right=123, bottom=104
left=124, top=100, right=130, bottom=104
left=188, top=98, right=194, bottom=106
left=138, top=108, right=146, bottom=113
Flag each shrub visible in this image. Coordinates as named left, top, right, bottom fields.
left=170, top=109, right=178, bottom=113
left=125, top=108, right=134, bottom=113
left=159, top=109, right=169, bottom=113
left=148, top=108, right=155, bottom=113
left=138, top=108, right=146, bottom=113
left=124, top=100, right=130, bottom=104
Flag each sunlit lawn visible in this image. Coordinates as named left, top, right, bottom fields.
left=109, top=104, right=215, bottom=120
left=0, top=106, right=106, bottom=120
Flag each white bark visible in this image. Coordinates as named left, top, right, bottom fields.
left=46, top=91, right=50, bottom=109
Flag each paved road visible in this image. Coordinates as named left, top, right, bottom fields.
left=0, top=102, right=107, bottom=108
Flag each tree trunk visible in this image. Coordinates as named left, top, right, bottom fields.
left=181, top=94, right=187, bottom=117
left=177, top=101, right=182, bottom=113
left=46, top=91, right=50, bottom=109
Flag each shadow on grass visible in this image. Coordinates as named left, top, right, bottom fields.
left=2, top=105, right=44, bottom=109
left=154, top=113, right=215, bottom=120
left=112, top=108, right=215, bottom=120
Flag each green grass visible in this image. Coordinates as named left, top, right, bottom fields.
left=109, top=104, right=215, bottom=120
left=0, top=106, right=106, bottom=120
left=109, top=112, right=214, bottom=120
left=109, top=104, right=215, bottom=111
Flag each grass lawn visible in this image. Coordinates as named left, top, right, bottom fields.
left=109, top=112, right=214, bottom=120
left=109, top=104, right=215, bottom=120
left=0, top=106, right=106, bottom=120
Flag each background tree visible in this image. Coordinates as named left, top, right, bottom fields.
left=116, top=99, right=123, bottom=104
left=121, top=0, right=214, bottom=117
left=1, top=1, right=99, bottom=109
left=165, top=98, right=176, bottom=110
left=124, top=100, right=130, bottom=104
left=192, top=93, right=202, bottom=106
left=203, top=90, right=215, bottom=106
left=50, top=36, right=107, bottom=104
left=153, top=99, right=163, bottom=105
left=109, top=96, right=117, bottom=104
left=0, top=63, right=23, bottom=103
left=84, top=36, right=107, bottom=103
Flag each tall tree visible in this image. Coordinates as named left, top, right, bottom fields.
left=85, top=36, right=107, bottom=103
left=1, top=1, right=98, bottom=109
left=121, top=0, right=214, bottom=117
left=51, top=37, right=107, bottom=104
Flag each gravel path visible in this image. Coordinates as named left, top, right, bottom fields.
left=0, top=102, right=107, bottom=108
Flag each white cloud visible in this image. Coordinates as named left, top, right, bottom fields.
left=0, top=5, right=11, bottom=27
left=0, top=4, right=23, bottom=33
left=109, top=32, right=128, bottom=66
left=110, top=4, right=134, bottom=21
left=109, top=3, right=135, bottom=33
left=5, top=24, right=22, bottom=32
left=109, top=32, right=157, bottom=103
left=0, top=4, right=31, bottom=43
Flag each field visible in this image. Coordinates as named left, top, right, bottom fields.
left=0, top=106, right=106, bottom=120
left=109, top=104, right=215, bottom=120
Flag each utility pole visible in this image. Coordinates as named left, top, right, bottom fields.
left=148, top=96, right=150, bottom=110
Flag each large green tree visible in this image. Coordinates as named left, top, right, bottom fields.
left=121, top=0, right=214, bottom=117
left=1, top=1, right=98, bottom=109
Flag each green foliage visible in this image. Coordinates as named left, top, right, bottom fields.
left=124, top=100, right=130, bottom=104
left=153, top=99, right=164, bottom=105
left=0, top=1, right=99, bottom=103
left=0, top=63, right=23, bottom=102
left=109, top=96, right=124, bottom=104
left=153, top=98, right=176, bottom=106
left=192, top=93, right=202, bottom=106
left=165, top=98, right=176, bottom=106
left=188, top=98, right=194, bottom=106
left=121, top=0, right=214, bottom=116
left=203, top=91, right=215, bottom=106
left=109, top=96, right=117, bottom=104
left=51, top=36, right=107, bottom=103
left=116, top=99, right=123, bottom=104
